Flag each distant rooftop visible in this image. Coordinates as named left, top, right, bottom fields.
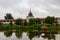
left=28, top=10, right=33, bottom=17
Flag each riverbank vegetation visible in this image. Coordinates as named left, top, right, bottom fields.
left=0, top=13, right=60, bottom=31
left=0, top=24, right=60, bottom=31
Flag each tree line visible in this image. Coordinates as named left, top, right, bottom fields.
left=3, top=13, right=55, bottom=26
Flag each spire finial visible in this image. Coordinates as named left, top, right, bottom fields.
left=29, top=0, right=31, bottom=12
left=30, top=3, right=31, bottom=12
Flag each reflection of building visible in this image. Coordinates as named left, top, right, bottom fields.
left=26, top=10, right=34, bottom=23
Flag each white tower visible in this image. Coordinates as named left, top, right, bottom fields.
left=26, top=10, right=34, bottom=23
left=26, top=0, right=34, bottom=23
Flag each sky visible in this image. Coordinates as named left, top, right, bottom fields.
left=0, top=0, right=60, bottom=19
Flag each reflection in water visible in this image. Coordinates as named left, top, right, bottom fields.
left=27, top=31, right=40, bottom=40
left=15, top=30, right=23, bottom=39
left=4, top=30, right=12, bottom=37
left=27, top=31, right=57, bottom=40
left=0, top=29, right=60, bottom=40
left=41, top=32, right=56, bottom=40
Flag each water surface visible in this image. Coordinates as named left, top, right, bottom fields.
left=0, top=30, right=60, bottom=40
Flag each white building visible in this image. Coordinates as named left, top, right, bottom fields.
left=57, top=18, right=60, bottom=25
left=26, top=11, right=34, bottom=23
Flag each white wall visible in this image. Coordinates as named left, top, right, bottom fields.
left=57, top=18, right=60, bottom=25
left=26, top=16, right=34, bottom=23
left=1, top=22, right=15, bottom=24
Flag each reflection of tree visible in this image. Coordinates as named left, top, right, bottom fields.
left=41, top=32, right=56, bottom=40
left=27, top=31, right=40, bottom=40
left=15, top=30, right=23, bottom=39
left=4, top=30, right=12, bottom=37
left=48, top=33, right=55, bottom=40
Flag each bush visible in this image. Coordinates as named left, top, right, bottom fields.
left=3, top=24, right=12, bottom=29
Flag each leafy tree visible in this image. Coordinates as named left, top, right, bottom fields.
left=4, top=13, right=14, bottom=20
left=10, top=21, right=13, bottom=26
left=36, top=18, right=41, bottom=24
left=44, top=16, right=55, bottom=24
left=29, top=18, right=36, bottom=25
left=15, top=18, right=22, bottom=25
left=29, top=18, right=41, bottom=25
left=4, top=13, right=14, bottom=25
left=24, top=20, right=27, bottom=26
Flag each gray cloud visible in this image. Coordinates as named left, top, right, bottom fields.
left=0, top=0, right=60, bottom=19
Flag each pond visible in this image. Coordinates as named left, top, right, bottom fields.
left=0, top=30, right=60, bottom=40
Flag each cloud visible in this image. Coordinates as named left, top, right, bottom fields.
left=50, top=4, right=60, bottom=9
left=0, top=0, right=60, bottom=19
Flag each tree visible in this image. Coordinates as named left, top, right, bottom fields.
left=44, top=16, right=55, bottom=24
left=4, top=13, right=14, bottom=20
left=36, top=18, right=41, bottom=24
left=29, top=18, right=36, bottom=25
left=29, top=18, right=41, bottom=25
left=10, top=21, right=13, bottom=26
left=15, top=18, right=22, bottom=25
left=4, top=13, right=14, bottom=25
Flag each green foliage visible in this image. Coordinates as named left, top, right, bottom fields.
left=4, top=13, right=14, bottom=20
left=44, top=16, right=55, bottom=24
left=29, top=18, right=36, bottom=25
left=36, top=18, right=41, bottom=24
left=10, top=21, right=13, bottom=26
left=15, top=18, right=22, bottom=25
left=3, top=24, right=12, bottom=29
left=29, top=18, right=41, bottom=25
left=47, top=26, right=57, bottom=30
left=0, top=23, right=60, bottom=31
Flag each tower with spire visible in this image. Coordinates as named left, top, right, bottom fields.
left=26, top=0, right=34, bottom=23
left=26, top=9, right=34, bottom=23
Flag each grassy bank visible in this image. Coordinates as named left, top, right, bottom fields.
left=0, top=24, right=60, bottom=31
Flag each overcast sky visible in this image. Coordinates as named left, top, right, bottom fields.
left=0, top=0, right=60, bottom=19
